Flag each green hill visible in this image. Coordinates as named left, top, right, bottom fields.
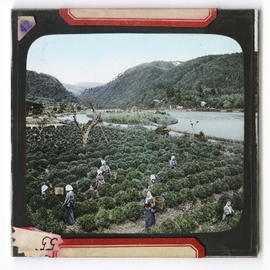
left=79, top=53, right=244, bottom=109
left=26, top=70, right=78, bottom=103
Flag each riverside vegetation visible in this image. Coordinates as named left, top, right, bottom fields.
left=86, top=111, right=178, bottom=126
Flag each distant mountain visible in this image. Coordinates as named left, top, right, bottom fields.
left=76, top=82, right=104, bottom=88
left=79, top=54, right=244, bottom=109
left=79, top=61, right=177, bottom=107
left=63, top=83, right=85, bottom=96
left=26, top=71, right=78, bottom=103
left=64, top=82, right=104, bottom=96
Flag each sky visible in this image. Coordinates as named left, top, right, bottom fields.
left=27, top=33, right=242, bottom=85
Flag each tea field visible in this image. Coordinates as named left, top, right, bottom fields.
left=26, top=124, right=243, bottom=234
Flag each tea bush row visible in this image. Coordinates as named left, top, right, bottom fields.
left=78, top=202, right=142, bottom=231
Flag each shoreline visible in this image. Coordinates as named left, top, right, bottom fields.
left=53, top=108, right=244, bottom=117
left=93, top=108, right=244, bottom=113
left=96, top=108, right=244, bottom=113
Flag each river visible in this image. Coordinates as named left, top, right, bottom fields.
left=167, top=111, right=244, bottom=141
left=57, top=111, right=244, bottom=141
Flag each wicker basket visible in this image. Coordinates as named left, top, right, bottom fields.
left=110, top=170, right=118, bottom=181
left=54, top=187, right=64, bottom=195
left=154, top=196, right=165, bottom=210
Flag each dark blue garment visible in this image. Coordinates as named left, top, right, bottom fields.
left=64, top=204, right=75, bottom=225
left=144, top=209, right=156, bottom=228
left=64, top=191, right=75, bottom=225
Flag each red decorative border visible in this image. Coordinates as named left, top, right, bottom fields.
left=59, top=8, right=217, bottom=27
left=16, top=228, right=205, bottom=257
left=55, top=237, right=205, bottom=258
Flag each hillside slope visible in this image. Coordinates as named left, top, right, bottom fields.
left=26, top=71, right=78, bottom=103
left=80, top=53, right=244, bottom=109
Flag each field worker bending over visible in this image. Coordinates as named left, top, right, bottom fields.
left=169, top=155, right=177, bottom=168
left=96, top=169, right=105, bottom=189
left=99, top=159, right=111, bottom=181
left=41, top=184, right=49, bottom=197
left=148, top=174, right=156, bottom=191
left=63, top=185, right=75, bottom=225
left=144, top=191, right=156, bottom=230
left=222, top=200, right=235, bottom=220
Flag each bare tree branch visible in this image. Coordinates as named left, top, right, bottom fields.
left=72, top=113, right=81, bottom=131
left=71, top=103, right=105, bottom=147
left=89, top=102, right=95, bottom=113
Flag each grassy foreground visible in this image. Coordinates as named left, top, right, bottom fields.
left=87, top=111, right=178, bottom=126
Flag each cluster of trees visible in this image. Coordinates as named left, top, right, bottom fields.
left=26, top=124, right=244, bottom=233
left=26, top=100, right=44, bottom=116
left=26, top=100, right=77, bottom=117
left=165, top=93, right=244, bottom=109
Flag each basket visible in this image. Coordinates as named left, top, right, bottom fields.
left=154, top=196, right=165, bottom=210
left=54, top=187, right=64, bottom=195
left=110, top=170, right=118, bottom=181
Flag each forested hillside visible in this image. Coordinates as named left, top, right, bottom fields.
left=80, top=53, right=244, bottom=109
left=26, top=71, right=78, bottom=103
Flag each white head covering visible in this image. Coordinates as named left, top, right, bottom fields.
left=223, top=200, right=233, bottom=214
left=171, top=155, right=175, bottom=160
left=97, top=169, right=102, bottom=175
left=150, top=174, right=156, bottom=180
left=226, top=201, right=232, bottom=207
left=41, top=184, right=48, bottom=194
left=65, top=184, right=73, bottom=192
left=101, top=160, right=106, bottom=165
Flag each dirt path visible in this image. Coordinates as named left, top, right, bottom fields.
left=64, top=222, right=82, bottom=233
